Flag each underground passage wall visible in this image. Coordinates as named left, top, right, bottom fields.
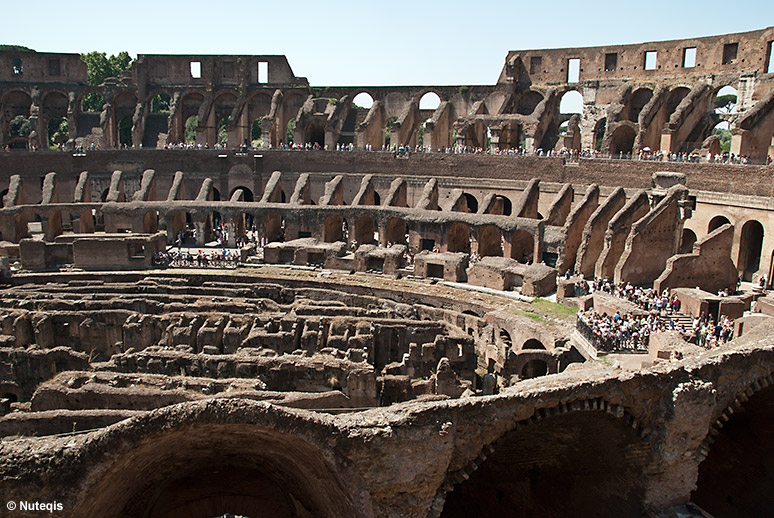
left=439, top=409, right=652, bottom=517
left=692, top=384, right=774, bottom=517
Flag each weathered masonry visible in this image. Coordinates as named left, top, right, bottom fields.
left=2, top=27, right=774, bottom=161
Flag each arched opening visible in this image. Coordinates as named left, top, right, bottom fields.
left=3, top=90, right=32, bottom=148
left=709, top=215, right=731, bottom=233
left=486, top=195, right=512, bottom=216
left=593, top=118, right=606, bottom=151
left=118, top=116, right=133, bottom=147
left=711, top=121, right=732, bottom=154
left=510, top=230, right=534, bottom=263
left=42, top=92, right=69, bottom=148
left=47, top=116, right=69, bottom=149
left=693, top=385, right=774, bottom=516
left=609, top=125, right=636, bottom=156
left=113, top=92, right=137, bottom=148
left=218, top=116, right=231, bottom=147
left=679, top=228, right=697, bottom=254
left=323, top=214, right=345, bottom=243
left=499, top=122, right=525, bottom=150
left=184, top=115, right=198, bottom=144
left=251, top=117, right=264, bottom=148
left=306, top=120, right=325, bottom=148
left=150, top=93, right=171, bottom=113
left=627, top=88, right=653, bottom=122
left=515, top=91, right=544, bottom=116
left=559, top=90, right=583, bottom=115
left=522, top=339, right=546, bottom=350
left=714, top=85, right=738, bottom=115
left=447, top=222, right=471, bottom=253
left=385, top=217, right=407, bottom=246
left=455, top=193, right=477, bottom=213
left=180, top=92, right=204, bottom=144
left=738, top=220, right=764, bottom=281
left=285, top=117, right=296, bottom=145
left=354, top=216, right=376, bottom=245
left=478, top=225, right=503, bottom=257
left=521, top=359, right=548, bottom=378
left=419, top=92, right=441, bottom=110
left=665, top=87, right=690, bottom=119
left=230, top=186, right=254, bottom=202
left=172, top=211, right=192, bottom=244
left=352, top=92, right=374, bottom=109
left=144, top=93, right=171, bottom=148
left=440, top=410, right=650, bottom=517
left=70, top=420, right=359, bottom=518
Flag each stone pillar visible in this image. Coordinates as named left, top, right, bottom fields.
left=489, top=127, right=501, bottom=153
left=660, top=132, right=673, bottom=153
left=194, top=220, right=207, bottom=246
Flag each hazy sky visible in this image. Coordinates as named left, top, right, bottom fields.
left=3, top=0, right=771, bottom=86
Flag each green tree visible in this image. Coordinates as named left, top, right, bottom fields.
left=80, top=51, right=132, bottom=112
left=9, top=115, right=32, bottom=138
left=48, top=117, right=69, bottom=148
left=714, top=94, right=737, bottom=113
left=286, top=117, right=296, bottom=143
left=185, top=116, right=198, bottom=143
left=713, top=127, right=732, bottom=152
left=218, top=116, right=231, bottom=146
left=118, top=116, right=132, bottom=147
left=251, top=117, right=263, bottom=148
left=151, top=94, right=170, bottom=113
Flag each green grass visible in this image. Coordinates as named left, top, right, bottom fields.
left=506, top=298, right=577, bottom=324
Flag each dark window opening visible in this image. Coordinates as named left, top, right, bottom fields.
left=427, top=263, right=444, bottom=279
left=529, top=56, right=542, bottom=74
left=722, top=43, right=738, bottom=65
left=11, top=58, right=22, bottom=75
left=48, top=59, right=60, bottom=76
left=604, top=53, right=617, bottom=72
left=421, top=238, right=435, bottom=251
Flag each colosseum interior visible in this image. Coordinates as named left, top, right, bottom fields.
left=1, top=26, right=774, bottom=518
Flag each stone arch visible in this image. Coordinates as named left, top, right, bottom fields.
left=113, top=91, right=138, bottom=147
left=609, top=124, right=637, bottom=156
left=693, top=375, right=774, bottom=517
left=485, top=195, right=512, bottom=216
left=709, top=215, right=731, bottom=233
left=713, top=84, right=738, bottom=114
left=626, top=88, right=653, bottom=122
left=738, top=219, right=764, bottom=281
left=352, top=92, right=375, bottom=109
left=323, top=214, right=345, bottom=243
left=419, top=91, right=442, bottom=110
left=384, top=217, right=407, bottom=246
left=679, top=228, right=697, bottom=254
left=515, top=90, right=544, bottom=115
left=499, top=328, right=512, bottom=348
left=68, top=400, right=362, bottom=518
left=477, top=225, right=503, bottom=257
left=149, top=92, right=171, bottom=113
left=354, top=215, right=376, bottom=245
left=559, top=90, right=583, bottom=114
left=438, top=399, right=650, bottom=518
left=665, top=86, right=690, bottom=119
left=3, top=90, right=33, bottom=147
left=522, top=338, right=546, bottom=350
left=462, top=193, right=478, bottom=213
left=447, top=222, right=471, bottom=253
left=509, top=229, right=534, bottom=262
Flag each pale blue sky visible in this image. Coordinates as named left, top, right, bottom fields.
left=2, top=0, right=771, bottom=86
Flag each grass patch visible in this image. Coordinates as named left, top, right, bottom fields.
left=505, top=298, right=577, bottom=324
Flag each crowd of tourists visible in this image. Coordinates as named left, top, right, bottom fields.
left=153, top=249, right=238, bottom=268
left=571, top=272, right=739, bottom=351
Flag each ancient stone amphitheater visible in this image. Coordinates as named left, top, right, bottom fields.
left=1, top=27, right=774, bottom=518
